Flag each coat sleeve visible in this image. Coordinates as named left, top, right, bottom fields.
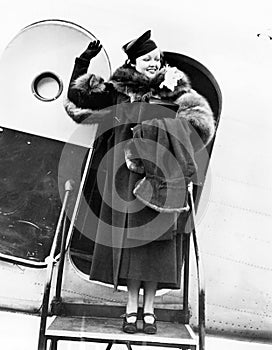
left=65, top=57, right=116, bottom=124
left=175, top=89, right=215, bottom=150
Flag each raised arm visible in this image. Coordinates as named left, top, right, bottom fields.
left=68, top=40, right=102, bottom=105
left=65, top=40, right=116, bottom=124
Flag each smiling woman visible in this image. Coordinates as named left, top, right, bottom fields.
left=0, top=1, right=272, bottom=347
left=65, top=29, right=215, bottom=335
left=133, top=48, right=161, bottom=79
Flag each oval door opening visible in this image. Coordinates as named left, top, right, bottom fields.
left=69, top=52, right=222, bottom=277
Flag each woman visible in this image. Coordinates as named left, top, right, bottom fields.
left=65, top=30, right=214, bottom=334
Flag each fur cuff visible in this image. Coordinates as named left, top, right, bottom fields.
left=64, top=99, right=112, bottom=124
left=73, top=72, right=107, bottom=94
left=133, top=176, right=190, bottom=213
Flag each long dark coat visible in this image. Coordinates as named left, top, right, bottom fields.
left=65, top=57, right=215, bottom=289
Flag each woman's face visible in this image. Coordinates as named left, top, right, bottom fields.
left=135, top=48, right=161, bottom=79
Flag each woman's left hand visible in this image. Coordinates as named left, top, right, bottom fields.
left=79, top=40, right=102, bottom=61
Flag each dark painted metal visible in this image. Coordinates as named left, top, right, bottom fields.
left=0, top=127, right=85, bottom=264
left=50, top=298, right=64, bottom=316
left=37, top=281, right=52, bottom=350
left=0, top=127, right=63, bottom=262
left=162, top=51, right=222, bottom=127
left=163, top=51, right=222, bottom=211
left=60, top=303, right=187, bottom=324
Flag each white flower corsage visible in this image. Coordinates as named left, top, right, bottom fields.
left=159, top=65, right=184, bottom=92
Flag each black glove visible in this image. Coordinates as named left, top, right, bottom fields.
left=79, top=40, right=102, bottom=61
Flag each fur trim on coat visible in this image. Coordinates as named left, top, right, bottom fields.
left=109, top=65, right=190, bottom=101
left=65, top=64, right=215, bottom=147
left=64, top=99, right=112, bottom=124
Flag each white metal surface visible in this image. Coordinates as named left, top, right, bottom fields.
left=0, top=20, right=109, bottom=147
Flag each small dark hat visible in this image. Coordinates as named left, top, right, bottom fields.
left=122, top=30, right=157, bottom=60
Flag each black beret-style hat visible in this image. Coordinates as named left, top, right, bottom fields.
left=122, top=30, right=157, bottom=60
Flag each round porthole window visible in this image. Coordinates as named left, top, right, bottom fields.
left=31, top=71, right=63, bottom=102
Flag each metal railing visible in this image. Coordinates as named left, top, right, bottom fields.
left=37, top=179, right=74, bottom=350
left=188, top=182, right=206, bottom=350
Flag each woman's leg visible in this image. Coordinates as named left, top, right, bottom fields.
left=143, top=281, right=157, bottom=323
left=126, top=279, right=141, bottom=322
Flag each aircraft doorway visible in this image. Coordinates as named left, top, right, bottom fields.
left=68, top=52, right=222, bottom=279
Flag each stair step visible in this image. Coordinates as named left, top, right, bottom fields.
left=46, top=316, right=197, bottom=348
left=54, top=302, right=189, bottom=324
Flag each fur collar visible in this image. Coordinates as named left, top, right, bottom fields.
left=109, top=65, right=191, bottom=102
left=65, top=63, right=215, bottom=150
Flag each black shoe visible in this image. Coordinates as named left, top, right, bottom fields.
left=143, top=313, right=157, bottom=334
left=121, top=312, right=138, bottom=334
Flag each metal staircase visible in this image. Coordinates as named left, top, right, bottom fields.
left=35, top=49, right=224, bottom=350
left=37, top=179, right=205, bottom=350
left=46, top=315, right=197, bottom=350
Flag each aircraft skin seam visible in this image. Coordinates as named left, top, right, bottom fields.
left=214, top=174, right=272, bottom=191
left=204, top=230, right=270, bottom=244
left=207, top=303, right=272, bottom=319
left=60, top=288, right=121, bottom=303
left=205, top=279, right=272, bottom=298
left=208, top=200, right=272, bottom=217
left=203, top=252, right=272, bottom=271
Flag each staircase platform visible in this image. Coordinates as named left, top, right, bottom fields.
left=54, top=302, right=189, bottom=324
left=46, top=316, right=197, bottom=349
